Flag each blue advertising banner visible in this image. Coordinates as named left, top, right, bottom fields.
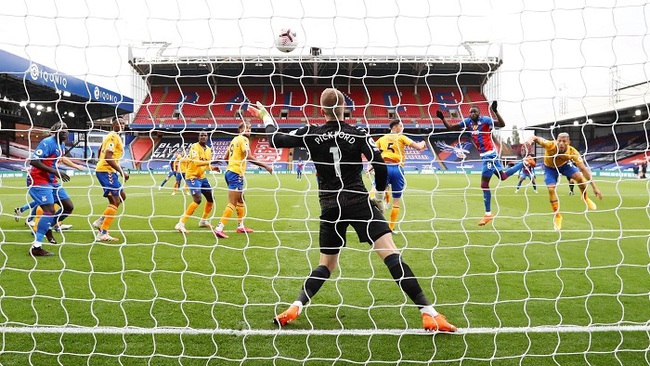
left=0, top=49, right=133, bottom=113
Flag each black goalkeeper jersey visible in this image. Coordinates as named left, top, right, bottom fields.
left=266, top=121, right=387, bottom=210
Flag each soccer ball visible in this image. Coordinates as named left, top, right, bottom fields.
left=276, top=28, right=298, bottom=53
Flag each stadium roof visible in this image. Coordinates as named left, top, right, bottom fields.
left=527, top=93, right=649, bottom=137
left=0, top=49, right=134, bottom=130
left=129, top=54, right=503, bottom=87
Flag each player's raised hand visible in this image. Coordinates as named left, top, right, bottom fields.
left=436, top=110, right=445, bottom=120
left=247, top=102, right=265, bottom=119
left=248, top=102, right=276, bottom=127
left=524, top=136, right=536, bottom=147
left=490, top=101, right=498, bottom=112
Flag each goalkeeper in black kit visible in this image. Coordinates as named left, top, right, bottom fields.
left=248, top=88, right=456, bottom=332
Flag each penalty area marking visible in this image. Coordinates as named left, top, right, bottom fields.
left=1, top=325, right=649, bottom=336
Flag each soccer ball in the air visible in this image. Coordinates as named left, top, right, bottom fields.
left=276, top=28, right=298, bottom=53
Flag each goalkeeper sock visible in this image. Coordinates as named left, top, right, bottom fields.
left=101, top=204, right=118, bottom=231
left=389, top=206, right=399, bottom=231
left=202, top=201, right=213, bottom=220
left=236, top=203, right=245, bottom=225
left=420, top=306, right=439, bottom=317
left=384, top=253, right=430, bottom=308
left=290, top=301, right=304, bottom=314
left=181, top=202, right=200, bottom=224
left=296, top=265, right=331, bottom=305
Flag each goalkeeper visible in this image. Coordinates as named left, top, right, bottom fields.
left=249, top=88, right=456, bottom=332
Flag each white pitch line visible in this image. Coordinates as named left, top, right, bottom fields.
left=1, top=325, right=649, bottom=336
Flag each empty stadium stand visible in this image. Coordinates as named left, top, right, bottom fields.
left=584, top=132, right=649, bottom=169
left=130, top=136, right=157, bottom=170
left=131, top=85, right=485, bottom=130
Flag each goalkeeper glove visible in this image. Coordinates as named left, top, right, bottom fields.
left=248, top=101, right=276, bottom=127
left=370, top=191, right=386, bottom=211
left=436, top=110, right=445, bottom=120
left=490, top=101, right=498, bottom=112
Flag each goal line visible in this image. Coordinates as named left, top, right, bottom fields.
left=1, top=325, right=648, bottom=336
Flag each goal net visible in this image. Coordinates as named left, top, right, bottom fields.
left=0, top=1, right=649, bottom=365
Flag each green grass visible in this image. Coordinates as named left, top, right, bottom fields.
left=0, top=172, right=648, bottom=365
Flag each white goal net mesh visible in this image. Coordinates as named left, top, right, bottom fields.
left=0, top=0, right=649, bottom=365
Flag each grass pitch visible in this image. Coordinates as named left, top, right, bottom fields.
left=0, top=172, right=648, bottom=365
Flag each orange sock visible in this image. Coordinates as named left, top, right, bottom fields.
left=34, top=206, right=44, bottom=228
left=236, top=203, right=245, bottom=225
left=550, top=200, right=559, bottom=213
left=101, top=204, right=118, bottom=231
left=220, top=203, right=235, bottom=225
left=181, top=202, right=200, bottom=224
left=389, top=206, right=400, bottom=231
left=202, top=201, right=213, bottom=220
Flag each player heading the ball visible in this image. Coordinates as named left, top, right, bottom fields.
left=437, top=103, right=535, bottom=226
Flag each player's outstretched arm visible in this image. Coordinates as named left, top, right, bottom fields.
left=576, top=161, right=603, bottom=200
left=436, top=110, right=461, bottom=131
left=249, top=101, right=306, bottom=148
left=490, top=101, right=506, bottom=128
left=59, top=156, right=85, bottom=171
left=245, top=151, right=273, bottom=174
left=410, top=140, right=427, bottom=151
left=525, top=135, right=541, bottom=146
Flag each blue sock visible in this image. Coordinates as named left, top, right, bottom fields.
left=35, top=213, right=55, bottom=243
left=27, top=205, right=39, bottom=221
left=504, top=162, right=524, bottom=178
left=516, top=180, right=523, bottom=188
left=21, top=201, right=37, bottom=212
left=53, top=207, right=69, bottom=225
left=483, top=190, right=491, bottom=212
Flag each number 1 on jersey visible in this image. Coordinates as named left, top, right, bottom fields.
left=329, top=146, right=341, bottom=177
